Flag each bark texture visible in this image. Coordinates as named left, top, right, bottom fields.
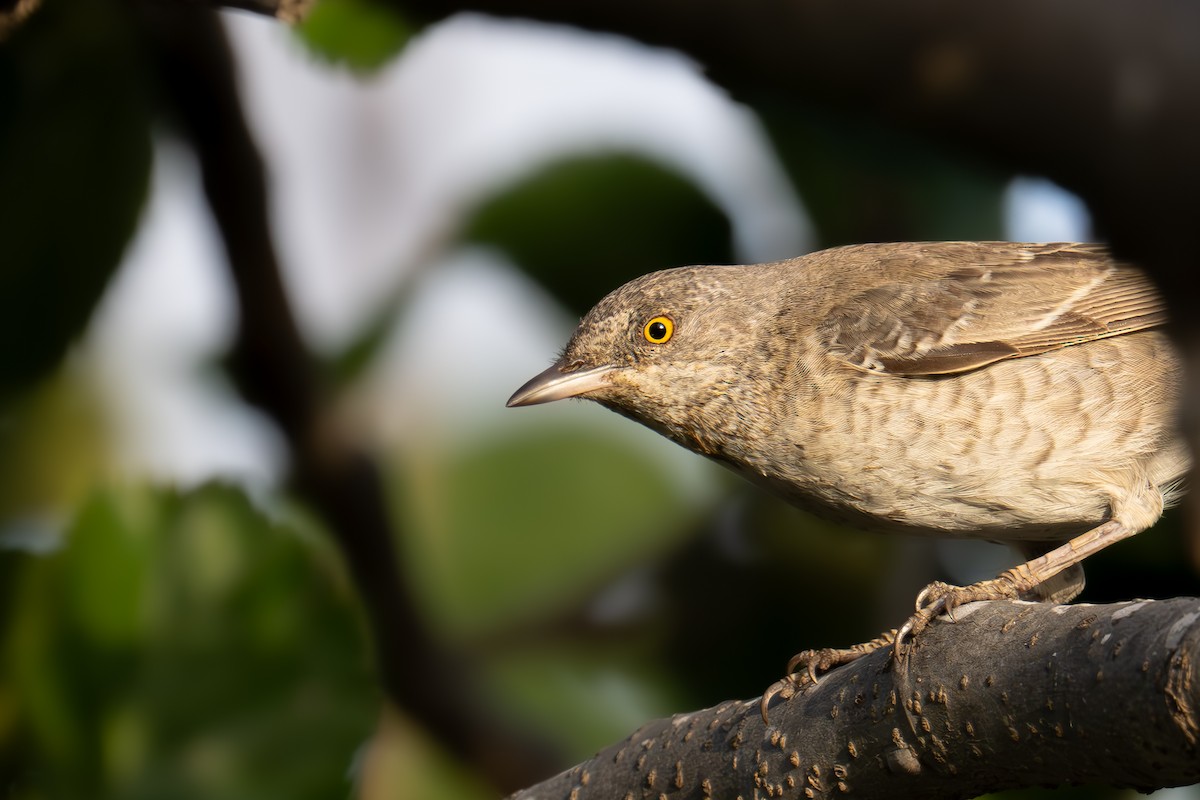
left=513, top=599, right=1200, bottom=799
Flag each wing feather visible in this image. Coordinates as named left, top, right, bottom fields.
left=819, top=243, right=1165, bottom=376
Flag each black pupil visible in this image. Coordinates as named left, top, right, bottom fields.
left=648, top=321, right=667, bottom=340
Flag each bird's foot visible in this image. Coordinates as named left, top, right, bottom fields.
left=894, top=572, right=1023, bottom=656
left=761, top=567, right=1045, bottom=722
left=760, top=631, right=897, bottom=722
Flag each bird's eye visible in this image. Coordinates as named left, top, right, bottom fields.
left=642, top=316, right=674, bottom=344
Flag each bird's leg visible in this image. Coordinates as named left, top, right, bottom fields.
left=763, top=512, right=1148, bottom=721
left=760, top=629, right=898, bottom=721
left=896, top=518, right=1135, bottom=653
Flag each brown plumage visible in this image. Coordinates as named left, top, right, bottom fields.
left=507, top=242, right=1189, bottom=703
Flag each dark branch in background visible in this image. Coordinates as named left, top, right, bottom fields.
left=152, top=0, right=312, bottom=23
left=136, top=4, right=560, bottom=792
left=513, top=599, right=1200, bottom=800
left=0, top=0, right=41, bottom=38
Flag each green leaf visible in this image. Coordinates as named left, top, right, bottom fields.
left=0, top=368, right=107, bottom=526
left=64, top=494, right=148, bottom=646
left=0, top=483, right=378, bottom=798
left=395, top=424, right=707, bottom=639
left=487, top=642, right=685, bottom=759
left=463, top=154, right=735, bottom=316
left=297, top=0, right=411, bottom=73
left=0, top=0, right=153, bottom=399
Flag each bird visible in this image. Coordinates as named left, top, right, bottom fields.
left=506, top=241, right=1189, bottom=710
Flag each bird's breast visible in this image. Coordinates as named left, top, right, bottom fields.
left=710, top=331, right=1186, bottom=541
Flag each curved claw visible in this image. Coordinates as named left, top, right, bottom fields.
left=899, top=575, right=1026, bottom=658
left=761, top=657, right=830, bottom=723
left=760, top=676, right=800, bottom=723
left=784, top=650, right=824, bottom=687
left=914, top=582, right=937, bottom=610
left=767, top=632, right=901, bottom=721
left=897, top=583, right=960, bottom=657
left=893, top=612, right=926, bottom=659
left=914, top=580, right=955, bottom=614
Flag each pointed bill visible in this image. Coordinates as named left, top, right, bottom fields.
left=506, top=363, right=618, bottom=407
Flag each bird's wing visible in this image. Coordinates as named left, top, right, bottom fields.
left=819, top=243, right=1166, bottom=376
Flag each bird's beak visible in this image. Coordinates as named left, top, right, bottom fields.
left=506, top=362, right=618, bottom=407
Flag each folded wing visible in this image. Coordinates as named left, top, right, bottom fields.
left=820, top=242, right=1166, bottom=376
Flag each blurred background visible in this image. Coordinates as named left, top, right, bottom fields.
left=1, top=1, right=1196, bottom=798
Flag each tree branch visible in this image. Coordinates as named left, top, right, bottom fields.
left=511, top=598, right=1200, bottom=800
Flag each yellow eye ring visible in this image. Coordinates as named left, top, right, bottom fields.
left=642, top=316, right=674, bottom=344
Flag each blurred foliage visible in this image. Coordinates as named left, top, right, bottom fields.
left=0, top=483, right=377, bottom=799
left=463, top=154, right=735, bottom=316
left=296, top=0, right=411, bottom=72
left=756, top=102, right=1008, bottom=246
left=0, top=0, right=152, bottom=399
left=485, top=638, right=687, bottom=757
left=357, top=710, right=494, bottom=800
left=394, top=425, right=708, bottom=639
left=0, top=370, right=107, bottom=528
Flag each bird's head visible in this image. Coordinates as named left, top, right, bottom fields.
left=507, top=265, right=772, bottom=447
